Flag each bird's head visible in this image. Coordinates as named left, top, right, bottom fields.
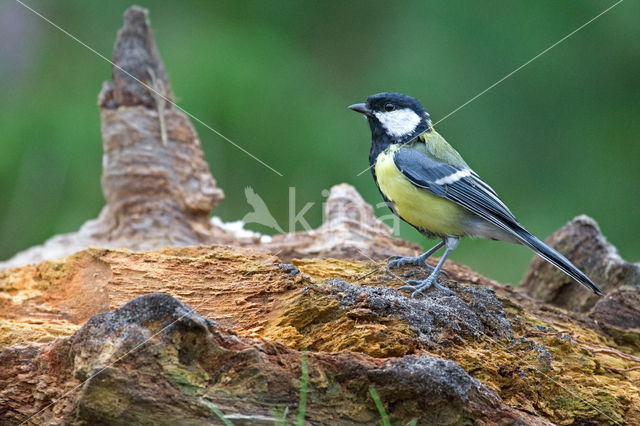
left=349, top=93, right=431, bottom=143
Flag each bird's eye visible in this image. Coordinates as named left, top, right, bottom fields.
left=384, top=103, right=395, bottom=112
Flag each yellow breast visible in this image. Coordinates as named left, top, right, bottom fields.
left=374, top=146, right=467, bottom=237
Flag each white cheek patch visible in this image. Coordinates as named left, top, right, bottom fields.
left=374, top=108, right=421, bottom=138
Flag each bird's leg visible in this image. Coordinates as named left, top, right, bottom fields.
left=386, top=240, right=445, bottom=274
left=398, top=237, right=459, bottom=297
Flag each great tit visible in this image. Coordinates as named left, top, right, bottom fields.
left=349, top=92, right=604, bottom=297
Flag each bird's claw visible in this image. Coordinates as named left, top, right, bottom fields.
left=398, top=278, right=454, bottom=297
left=386, top=255, right=426, bottom=273
left=386, top=255, right=427, bottom=270
left=385, top=255, right=448, bottom=278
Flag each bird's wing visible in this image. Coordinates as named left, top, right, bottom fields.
left=393, top=145, right=604, bottom=296
left=393, top=146, right=521, bottom=234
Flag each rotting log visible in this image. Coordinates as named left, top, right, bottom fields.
left=522, top=215, right=640, bottom=313
left=0, top=293, right=550, bottom=425
left=0, top=242, right=639, bottom=424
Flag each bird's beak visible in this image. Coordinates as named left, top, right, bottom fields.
left=348, top=103, right=370, bottom=115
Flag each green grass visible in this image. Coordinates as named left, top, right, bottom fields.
left=295, top=352, right=309, bottom=426
left=369, top=386, right=391, bottom=426
left=201, top=359, right=416, bottom=425
left=369, top=386, right=418, bottom=426
left=199, top=398, right=234, bottom=426
left=269, top=406, right=289, bottom=426
left=200, top=353, right=309, bottom=425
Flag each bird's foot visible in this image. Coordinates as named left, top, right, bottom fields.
left=398, top=275, right=454, bottom=297
left=386, top=255, right=429, bottom=273
left=385, top=255, right=448, bottom=278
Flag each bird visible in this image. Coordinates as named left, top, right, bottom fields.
left=348, top=92, right=604, bottom=297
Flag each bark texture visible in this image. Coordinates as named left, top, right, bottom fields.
left=522, top=215, right=640, bottom=312
left=0, top=293, right=549, bottom=425
left=0, top=6, right=231, bottom=270
left=1, top=243, right=639, bottom=425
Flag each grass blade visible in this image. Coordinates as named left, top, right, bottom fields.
left=296, top=352, right=309, bottom=426
left=369, top=386, right=391, bottom=426
left=200, top=398, right=234, bottom=426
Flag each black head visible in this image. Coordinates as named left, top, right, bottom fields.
left=349, top=92, right=431, bottom=143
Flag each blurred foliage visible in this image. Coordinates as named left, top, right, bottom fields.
left=1, top=0, right=638, bottom=284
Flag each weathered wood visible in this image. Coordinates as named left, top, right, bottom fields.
left=0, top=6, right=231, bottom=270
left=0, top=293, right=550, bottom=425
left=1, top=243, right=638, bottom=424
left=522, top=215, right=640, bottom=312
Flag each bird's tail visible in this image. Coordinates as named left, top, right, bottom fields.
left=513, top=228, right=604, bottom=296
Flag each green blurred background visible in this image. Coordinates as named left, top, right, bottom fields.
left=1, top=0, right=638, bottom=284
